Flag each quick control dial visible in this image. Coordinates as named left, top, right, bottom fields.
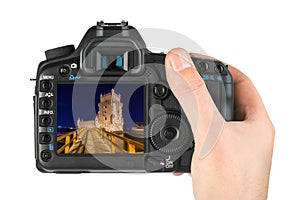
left=150, top=113, right=193, bottom=154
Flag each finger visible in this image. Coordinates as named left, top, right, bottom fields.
left=227, top=65, right=268, bottom=121
left=165, top=48, right=214, bottom=142
left=165, top=48, right=225, bottom=159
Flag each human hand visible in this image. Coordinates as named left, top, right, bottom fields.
left=165, top=48, right=275, bottom=200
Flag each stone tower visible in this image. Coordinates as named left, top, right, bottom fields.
left=95, top=88, right=124, bottom=132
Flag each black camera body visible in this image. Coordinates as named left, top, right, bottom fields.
left=34, top=21, right=234, bottom=173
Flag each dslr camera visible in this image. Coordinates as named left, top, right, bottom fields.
left=34, top=21, right=234, bottom=173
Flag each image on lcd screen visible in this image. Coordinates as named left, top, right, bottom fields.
left=57, top=84, right=144, bottom=154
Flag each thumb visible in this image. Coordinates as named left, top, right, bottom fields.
left=165, top=48, right=225, bottom=159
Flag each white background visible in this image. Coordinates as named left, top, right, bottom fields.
left=0, top=0, right=299, bottom=199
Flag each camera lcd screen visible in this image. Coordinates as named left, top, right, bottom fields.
left=56, top=83, right=145, bottom=155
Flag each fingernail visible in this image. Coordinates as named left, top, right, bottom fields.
left=170, top=49, right=193, bottom=72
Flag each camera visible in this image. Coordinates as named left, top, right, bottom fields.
left=34, top=21, right=234, bottom=173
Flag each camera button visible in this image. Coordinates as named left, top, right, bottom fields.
left=40, top=80, right=53, bottom=92
left=153, top=84, right=167, bottom=98
left=59, top=65, right=71, bottom=76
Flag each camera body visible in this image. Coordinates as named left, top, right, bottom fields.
left=34, top=21, right=234, bottom=173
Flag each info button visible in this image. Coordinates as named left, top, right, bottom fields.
left=39, top=115, right=53, bottom=127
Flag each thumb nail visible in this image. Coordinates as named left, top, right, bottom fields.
left=170, top=49, right=193, bottom=72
